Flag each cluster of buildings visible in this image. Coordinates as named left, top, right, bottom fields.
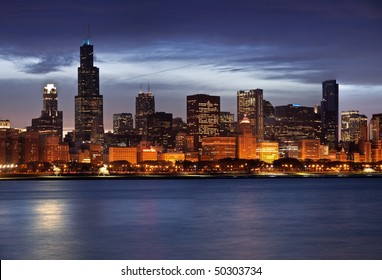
left=1, top=39, right=382, bottom=172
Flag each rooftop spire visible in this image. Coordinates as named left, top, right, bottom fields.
left=82, top=22, right=91, bottom=46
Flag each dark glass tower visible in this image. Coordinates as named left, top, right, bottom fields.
left=30, top=84, right=63, bottom=140
left=321, top=80, right=339, bottom=150
left=187, top=94, right=220, bottom=151
left=135, top=91, right=155, bottom=138
left=74, top=40, right=104, bottom=148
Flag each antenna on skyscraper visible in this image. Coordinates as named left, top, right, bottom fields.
left=139, top=84, right=143, bottom=93
left=82, top=22, right=91, bottom=45
left=148, top=83, right=151, bottom=93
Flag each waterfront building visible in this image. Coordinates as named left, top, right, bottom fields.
left=321, top=80, right=339, bottom=150
left=113, top=113, right=134, bottom=135
left=237, top=89, right=264, bottom=140
left=20, top=131, right=40, bottom=163
left=30, top=84, right=63, bottom=140
left=139, top=148, right=158, bottom=162
left=201, top=136, right=236, bottom=161
left=40, top=135, right=70, bottom=163
left=187, top=94, right=220, bottom=151
left=256, top=142, right=279, bottom=163
left=109, top=146, right=138, bottom=165
left=0, top=128, right=20, bottom=164
left=74, top=39, right=104, bottom=148
left=158, top=152, right=185, bottom=163
left=298, top=139, right=321, bottom=160
left=135, top=91, right=155, bottom=138
left=237, top=115, right=257, bottom=160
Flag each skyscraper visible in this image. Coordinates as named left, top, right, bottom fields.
left=187, top=94, right=220, bottom=151
left=237, top=89, right=264, bottom=140
left=135, top=91, right=155, bottom=138
left=321, top=80, right=339, bottom=150
left=341, top=110, right=368, bottom=143
left=113, top=113, right=134, bottom=135
left=370, top=113, right=382, bottom=142
left=147, top=112, right=173, bottom=150
left=74, top=39, right=104, bottom=149
left=30, top=84, right=63, bottom=140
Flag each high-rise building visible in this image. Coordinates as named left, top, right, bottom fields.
left=30, top=84, right=63, bottom=140
left=321, top=80, right=339, bottom=150
left=275, top=104, right=321, bottom=142
left=0, top=120, right=11, bottom=129
left=187, top=94, right=220, bottom=151
left=237, top=115, right=257, bottom=159
left=341, top=110, right=368, bottom=143
left=370, top=113, right=382, bottom=142
left=0, top=128, right=20, bottom=164
left=220, top=111, right=235, bottom=136
left=237, top=89, right=264, bottom=140
left=113, top=113, right=134, bottom=135
left=147, top=112, right=173, bottom=150
left=263, top=100, right=276, bottom=141
left=74, top=39, right=104, bottom=149
left=135, top=91, right=155, bottom=137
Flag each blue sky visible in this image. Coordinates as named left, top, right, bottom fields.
left=0, top=0, right=381, bottom=131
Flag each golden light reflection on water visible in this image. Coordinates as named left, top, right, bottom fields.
left=33, top=200, right=66, bottom=232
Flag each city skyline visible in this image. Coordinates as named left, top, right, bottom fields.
left=0, top=0, right=381, bottom=131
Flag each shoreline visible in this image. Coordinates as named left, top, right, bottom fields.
left=1, top=172, right=382, bottom=180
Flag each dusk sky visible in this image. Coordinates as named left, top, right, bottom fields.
left=1, top=0, right=381, bottom=132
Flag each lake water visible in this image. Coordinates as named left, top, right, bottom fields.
left=0, top=177, right=381, bottom=260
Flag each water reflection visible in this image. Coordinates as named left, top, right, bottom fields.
left=33, top=200, right=66, bottom=232
left=1, top=178, right=382, bottom=259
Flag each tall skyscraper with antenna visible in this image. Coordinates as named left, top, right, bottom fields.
left=74, top=36, right=104, bottom=149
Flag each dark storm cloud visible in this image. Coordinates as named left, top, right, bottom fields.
left=21, top=53, right=77, bottom=74
left=1, top=0, right=382, bottom=128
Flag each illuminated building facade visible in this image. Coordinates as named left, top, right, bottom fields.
left=135, top=91, right=155, bottom=137
left=370, top=113, right=382, bottom=142
left=30, top=84, right=63, bottom=140
left=256, top=142, right=279, bottom=163
left=109, top=146, right=138, bottom=164
left=201, top=136, right=236, bottom=161
left=0, top=120, right=11, bottom=129
left=237, top=116, right=257, bottom=159
left=74, top=40, right=104, bottom=148
left=20, top=131, right=40, bottom=163
left=40, top=135, right=69, bottom=163
left=0, top=128, right=20, bottom=164
left=237, top=89, right=264, bottom=140
left=298, top=139, right=320, bottom=160
left=113, top=113, right=134, bottom=135
left=158, top=152, right=185, bottom=163
left=187, top=94, right=220, bottom=151
left=139, top=148, right=158, bottom=162
left=341, top=110, right=368, bottom=143
left=321, top=80, right=339, bottom=150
